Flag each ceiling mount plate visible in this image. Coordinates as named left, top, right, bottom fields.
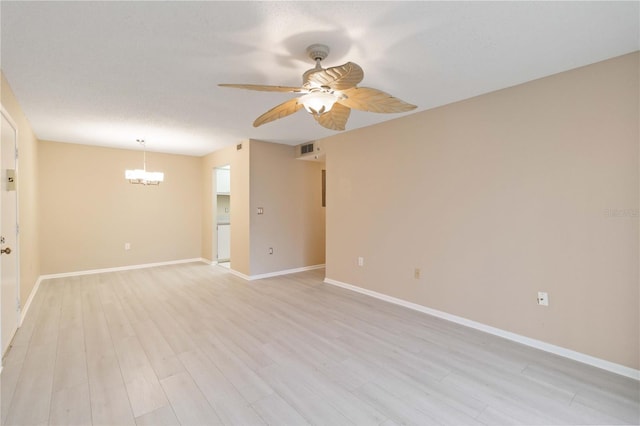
left=306, top=44, right=330, bottom=62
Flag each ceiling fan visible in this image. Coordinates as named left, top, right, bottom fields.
left=219, top=44, right=417, bottom=131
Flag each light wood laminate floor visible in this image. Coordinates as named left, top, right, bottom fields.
left=1, top=263, right=638, bottom=425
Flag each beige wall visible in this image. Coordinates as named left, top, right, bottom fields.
left=323, top=53, right=639, bottom=369
left=1, top=72, right=40, bottom=306
left=39, top=141, right=202, bottom=274
left=249, top=140, right=325, bottom=275
left=201, top=142, right=251, bottom=275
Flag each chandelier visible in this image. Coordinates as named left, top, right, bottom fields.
left=125, top=139, right=164, bottom=185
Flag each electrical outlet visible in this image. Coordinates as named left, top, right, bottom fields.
left=414, top=268, right=420, bottom=279
left=357, top=257, right=364, bottom=266
left=537, top=291, right=549, bottom=306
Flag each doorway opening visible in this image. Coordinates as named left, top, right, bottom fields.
left=215, top=165, right=231, bottom=268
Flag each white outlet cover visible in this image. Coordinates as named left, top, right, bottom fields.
left=537, top=291, right=549, bottom=306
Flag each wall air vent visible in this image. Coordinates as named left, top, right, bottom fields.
left=296, top=141, right=324, bottom=162
left=300, top=143, right=314, bottom=155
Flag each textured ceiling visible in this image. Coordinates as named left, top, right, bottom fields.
left=1, top=1, right=638, bottom=156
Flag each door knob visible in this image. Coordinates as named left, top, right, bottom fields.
left=1, top=247, right=11, bottom=255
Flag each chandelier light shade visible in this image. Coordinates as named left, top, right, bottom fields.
left=125, top=169, right=164, bottom=183
left=125, top=139, right=164, bottom=185
left=299, top=92, right=337, bottom=115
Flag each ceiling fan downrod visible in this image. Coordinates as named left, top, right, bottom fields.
left=306, top=44, right=330, bottom=68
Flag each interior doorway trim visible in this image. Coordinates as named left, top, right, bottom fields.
left=0, top=104, right=21, bottom=359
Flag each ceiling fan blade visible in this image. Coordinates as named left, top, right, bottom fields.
left=314, top=103, right=351, bottom=131
left=253, top=98, right=304, bottom=127
left=338, top=87, right=417, bottom=113
left=219, top=83, right=305, bottom=93
left=305, top=62, right=364, bottom=91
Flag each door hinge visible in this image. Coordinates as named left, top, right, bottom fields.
left=15, top=148, right=18, bottom=160
left=16, top=224, right=19, bottom=235
left=16, top=297, right=20, bottom=311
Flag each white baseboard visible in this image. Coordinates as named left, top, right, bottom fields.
left=323, top=277, right=640, bottom=381
left=226, top=268, right=251, bottom=280
left=248, top=264, right=325, bottom=281
left=225, top=264, right=325, bottom=281
left=248, top=264, right=324, bottom=281
left=20, top=275, right=44, bottom=325
left=38, top=258, right=207, bottom=280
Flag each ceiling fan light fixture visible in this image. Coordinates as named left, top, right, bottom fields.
left=299, top=92, right=337, bottom=115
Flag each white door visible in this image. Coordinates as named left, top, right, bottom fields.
left=1, top=107, right=19, bottom=357
left=217, top=224, right=231, bottom=262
